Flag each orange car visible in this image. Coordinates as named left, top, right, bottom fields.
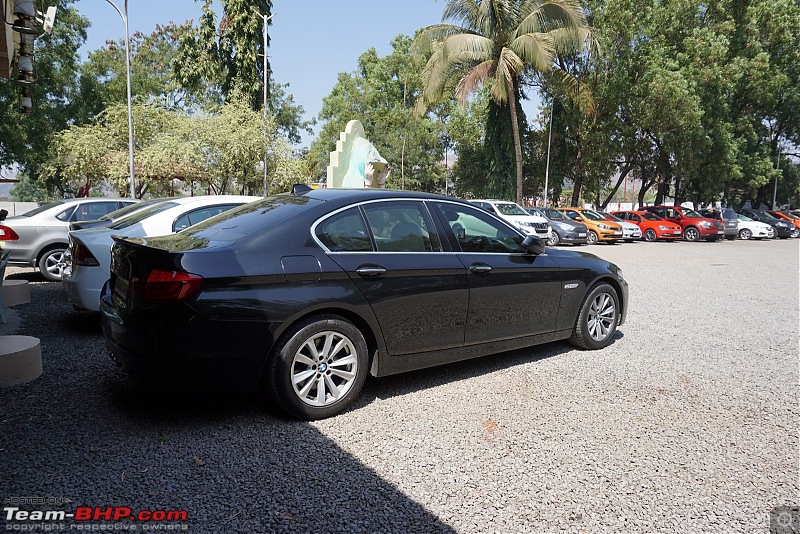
left=612, top=210, right=684, bottom=241
left=767, top=211, right=800, bottom=237
left=557, top=208, right=623, bottom=244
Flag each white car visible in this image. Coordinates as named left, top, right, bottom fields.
left=598, top=211, right=643, bottom=242
left=63, top=195, right=260, bottom=311
left=468, top=199, right=551, bottom=241
left=736, top=214, right=774, bottom=240
left=0, top=198, right=137, bottom=281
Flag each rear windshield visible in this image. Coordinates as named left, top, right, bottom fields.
left=107, top=202, right=179, bottom=230
left=721, top=208, right=737, bottom=219
left=21, top=201, right=65, bottom=216
left=178, top=195, right=320, bottom=242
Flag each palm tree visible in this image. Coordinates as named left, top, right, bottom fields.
left=413, top=0, right=593, bottom=204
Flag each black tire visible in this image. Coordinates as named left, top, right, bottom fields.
left=739, top=228, right=752, bottom=240
left=37, top=246, right=67, bottom=281
left=587, top=230, right=599, bottom=245
left=643, top=229, right=657, bottom=242
left=683, top=226, right=701, bottom=242
left=569, top=283, right=620, bottom=350
left=265, top=314, right=368, bottom=420
left=547, top=231, right=560, bottom=246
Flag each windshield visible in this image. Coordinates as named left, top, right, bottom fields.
left=107, top=202, right=178, bottom=230
left=581, top=210, right=606, bottom=221
left=494, top=202, right=528, bottom=216
left=758, top=211, right=778, bottom=220
left=21, top=201, right=65, bottom=217
left=737, top=214, right=753, bottom=222
left=640, top=212, right=662, bottom=221
left=681, top=208, right=705, bottom=218
left=599, top=211, right=623, bottom=222
left=543, top=208, right=565, bottom=220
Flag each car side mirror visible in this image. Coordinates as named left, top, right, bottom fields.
left=574, top=216, right=584, bottom=222
left=522, top=235, right=546, bottom=255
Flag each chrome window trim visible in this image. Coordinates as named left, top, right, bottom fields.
left=311, top=198, right=443, bottom=254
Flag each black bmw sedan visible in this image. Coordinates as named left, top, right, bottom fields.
left=100, top=188, right=628, bottom=420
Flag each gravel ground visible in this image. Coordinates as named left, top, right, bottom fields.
left=0, top=238, right=797, bottom=533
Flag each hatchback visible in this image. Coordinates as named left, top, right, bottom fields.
left=101, top=188, right=628, bottom=420
left=556, top=208, right=624, bottom=244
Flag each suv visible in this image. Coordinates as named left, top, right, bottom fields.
left=699, top=208, right=739, bottom=240
left=640, top=205, right=724, bottom=242
left=468, top=200, right=551, bottom=241
left=737, top=209, right=795, bottom=239
left=526, top=207, right=588, bottom=245
left=0, top=198, right=136, bottom=280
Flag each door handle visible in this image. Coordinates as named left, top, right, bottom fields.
left=356, top=266, right=387, bottom=277
left=469, top=263, right=492, bottom=274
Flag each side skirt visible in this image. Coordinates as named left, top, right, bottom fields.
left=372, top=329, right=573, bottom=377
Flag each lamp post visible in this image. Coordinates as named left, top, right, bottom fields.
left=772, top=145, right=781, bottom=209
left=254, top=9, right=274, bottom=196
left=104, top=0, right=136, bottom=199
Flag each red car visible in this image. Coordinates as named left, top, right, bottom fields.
left=640, top=206, right=725, bottom=242
left=611, top=210, right=683, bottom=241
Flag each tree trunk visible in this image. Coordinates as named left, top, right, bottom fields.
left=507, top=82, right=524, bottom=205
left=570, top=136, right=584, bottom=206
left=601, top=165, right=632, bottom=209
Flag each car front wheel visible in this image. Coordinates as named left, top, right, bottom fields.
left=38, top=247, right=67, bottom=281
left=587, top=230, right=598, bottom=245
left=569, top=283, right=620, bottom=350
left=266, top=314, right=368, bottom=420
left=683, top=227, right=700, bottom=242
left=739, top=228, right=752, bottom=240
left=547, top=231, right=560, bottom=246
left=643, top=229, right=657, bottom=242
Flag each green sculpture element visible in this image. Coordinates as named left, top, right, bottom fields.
left=327, top=120, right=390, bottom=188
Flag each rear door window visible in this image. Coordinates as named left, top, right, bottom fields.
left=362, top=201, right=440, bottom=253
left=316, top=208, right=372, bottom=252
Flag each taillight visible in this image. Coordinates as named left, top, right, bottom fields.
left=0, top=225, right=19, bottom=241
left=73, top=243, right=99, bottom=266
left=135, top=269, right=203, bottom=303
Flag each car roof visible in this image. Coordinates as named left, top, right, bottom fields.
left=301, top=187, right=457, bottom=204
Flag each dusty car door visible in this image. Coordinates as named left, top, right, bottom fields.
left=430, top=201, right=563, bottom=343
left=314, top=200, right=468, bottom=356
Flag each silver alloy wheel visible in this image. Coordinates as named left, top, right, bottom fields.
left=739, top=228, right=752, bottom=240
left=587, top=292, right=616, bottom=342
left=587, top=230, right=598, bottom=244
left=291, top=330, right=358, bottom=407
left=547, top=232, right=560, bottom=246
left=41, top=249, right=67, bottom=280
left=644, top=229, right=657, bottom=242
left=684, top=227, right=700, bottom=241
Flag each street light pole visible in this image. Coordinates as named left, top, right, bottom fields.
left=254, top=9, right=274, bottom=196
left=772, top=145, right=782, bottom=209
left=104, top=0, right=136, bottom=199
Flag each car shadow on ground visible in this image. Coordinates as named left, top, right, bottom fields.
left=356, top=331, right=625, bottom=407
left=5, top=269, right=47, bottom=282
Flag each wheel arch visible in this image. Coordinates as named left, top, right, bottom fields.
left=260, top=305, right=386, bottom=383
left=36, top=241, right=68, bottom=265
left=591, top=275, right=625, bottom=325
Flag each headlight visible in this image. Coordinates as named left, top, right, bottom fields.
left=658, top=225, right=670, bottom=230
left=699, top=221, right=712, bottom=227
left=597, top=224, right=610, bottom=230
left=556, top=222, right=573, bottom=231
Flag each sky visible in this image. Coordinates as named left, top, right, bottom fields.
left=74, top=0, right=452, bottom=147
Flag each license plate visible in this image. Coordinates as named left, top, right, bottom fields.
left=578, top=233, right=586, bottom=237
left=614, top=231, right=622, bottom=235
left=717, top=230, right=724, bottom=234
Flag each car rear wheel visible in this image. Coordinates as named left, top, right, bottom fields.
left=684, top=227, right=700, bottom=242
left=266, top=314, right=368, bottom=420
left=643, top=229, right=657, bottom=242
left=569, top=283, right=619, bottom=350
left=587, top=230, right=598, bottom=245
left=739, top=228, right=752, bottom=240
left=547, top=231, right=560, bottom=246
left=37, top=246, right=67, bottom=281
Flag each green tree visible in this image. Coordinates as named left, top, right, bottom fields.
left=413, top=0, right=592, bottom=204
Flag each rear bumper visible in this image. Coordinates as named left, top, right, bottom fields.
left=100, top=295, right=267, bottom=392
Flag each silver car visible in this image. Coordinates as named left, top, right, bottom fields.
left=0, top=198, right=136, bottom=281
